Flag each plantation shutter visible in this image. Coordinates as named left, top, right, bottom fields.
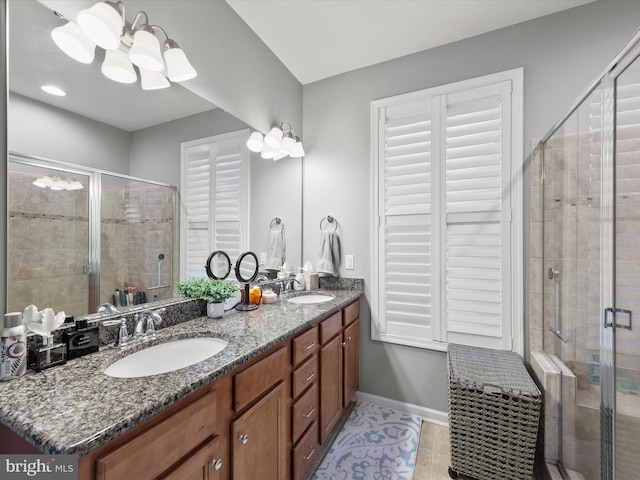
left=375, top=100, right=434, bottom=346
left=442, top=81, right=512, bottom=350
left=372, top=68, right=522, bottom=352
left=181, top=131, right=249, bottom=279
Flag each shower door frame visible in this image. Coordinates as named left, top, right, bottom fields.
left=540, top=28, right=640, bottom=480
left=8, top=152, right=177, bottom=314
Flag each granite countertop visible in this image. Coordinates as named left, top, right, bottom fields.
left=0, top=289, right=362, bottom=456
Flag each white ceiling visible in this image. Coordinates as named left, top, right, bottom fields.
left=226, top=0, right=595, bottom=85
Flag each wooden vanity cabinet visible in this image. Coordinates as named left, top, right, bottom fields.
left=79, top=377, right=230, bottom=480
left=231, top=346, right=288, bottom=480
left=320, top=299, right=360, bottom=443
left=290, top=327, right=320, bottom=480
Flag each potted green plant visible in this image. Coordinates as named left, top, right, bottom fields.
left=177, top=278, right=239, bottom=318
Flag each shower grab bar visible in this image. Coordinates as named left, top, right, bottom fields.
left=549, top=268, right=568, bottom=343
left=148, top=253, right=170, bottom=290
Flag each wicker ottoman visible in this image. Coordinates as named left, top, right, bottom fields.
left=447, top=344, right=541, bottom=480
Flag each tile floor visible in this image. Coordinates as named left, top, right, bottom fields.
left=414, top=421, right=473, bottom=480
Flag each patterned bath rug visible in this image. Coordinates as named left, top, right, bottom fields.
left=312, top=401, right=422, bottom=480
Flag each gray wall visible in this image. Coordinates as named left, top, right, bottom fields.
left=302, top=0, right=640, bottom=412
left=8, top=93, right=130, bottom=173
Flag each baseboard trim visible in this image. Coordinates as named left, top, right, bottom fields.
left=353, top=391, right=449, bottom=427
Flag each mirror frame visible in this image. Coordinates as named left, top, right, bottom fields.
left=2, top=0, right=8, bottom=316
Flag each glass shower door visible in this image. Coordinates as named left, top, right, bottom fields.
left=7, top=157, right=92, bottom=316
left=613, top=52, right=640, bottom=480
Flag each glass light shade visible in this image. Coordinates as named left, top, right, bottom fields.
left=164, top=47, right=197, bottom=82
left=261, top=145, right=277, bottom=159
left=51, top=21, right=95, bottom=64
left=140, top=69, right=170, bottom=90
left=76, top=2, right=123, bottom=50
left=247, top=132, right=265, bottom=152
left=264, top=127, right=283, bottom=149
left=102, top=48, right=137, bottom=84
left=272, top=150, right=288, bottom=161
left=291, top=140, right=305, bottom=158
left=280, top=136, right=296, bottom=156
left=129, top=30, right=165, bottom=72
left=32, top=177, right=49, bottom=189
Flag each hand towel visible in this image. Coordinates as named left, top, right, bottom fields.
left=265, top=229, right=286, bottom=269
left=316, top=230, right=341, bottom=276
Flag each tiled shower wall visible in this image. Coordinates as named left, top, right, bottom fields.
left=8, top=171, right=89, bottom=315
left=7, top=171, right=176, bottom=317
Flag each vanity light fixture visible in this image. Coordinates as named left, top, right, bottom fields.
left=50, top=1, right=197, bottom=91
left=32, top=176, right=84, bottom=191
left=247, top=123, right=305, bottom=160
left=41, top=85, right=67, bottom=97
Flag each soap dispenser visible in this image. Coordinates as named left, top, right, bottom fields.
left=294, top=268, right=305, bottom=291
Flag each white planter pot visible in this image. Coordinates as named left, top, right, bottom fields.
left=207, top=302, right=225, bottom=319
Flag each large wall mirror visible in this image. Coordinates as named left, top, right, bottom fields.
left=6, top=0, right=302, bottom=318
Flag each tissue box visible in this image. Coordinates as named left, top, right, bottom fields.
left=304, top=273, right=319, bottom=290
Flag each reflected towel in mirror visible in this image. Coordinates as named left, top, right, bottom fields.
left=265, top=229, right=286, bottom=269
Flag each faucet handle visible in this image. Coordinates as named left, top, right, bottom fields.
left=103, top=318, right=130, bottom=347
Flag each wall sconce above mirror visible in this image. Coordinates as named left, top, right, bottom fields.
left=51, top=0, right=196, bottom=90
left=247, top=122, right=305, bottom=160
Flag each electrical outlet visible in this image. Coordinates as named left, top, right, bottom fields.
left=260, top=252, right=267, bottom=265
left=346, top=254, right=354, bottom=270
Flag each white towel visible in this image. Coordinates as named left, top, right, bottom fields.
left=265, top=229, right=285, bottom=269
left=316, top=230, right=341, bottom=276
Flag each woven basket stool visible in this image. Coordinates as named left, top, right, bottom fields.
left=447, top=343, right=541, bottom=480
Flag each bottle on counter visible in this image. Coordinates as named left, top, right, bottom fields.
left=1, top=312, right=27, bottom=380
left=294, top=268, right=305, bottom=291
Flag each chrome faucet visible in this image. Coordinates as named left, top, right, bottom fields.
left=134, top=308, right=165, bottom=341
left=97, top=303, right=119, bottom=315
left=280, top=278, right=303, bottom=296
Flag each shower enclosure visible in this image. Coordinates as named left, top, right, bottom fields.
left=538, top=29, right=640, bottom=480
left=7, top=153, right=177, bottom=317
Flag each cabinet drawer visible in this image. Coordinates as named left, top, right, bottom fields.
left=343, top=298, right=359, bottom=327
left=292, top=326, right=318, bottom=366
left=292, top=421, right=319, bottom=480
left=320, top=311, right=342, bottom=344
left=96, top=389, right=217, bottom=480
left=292, top=354, right=318, bottom=400
left=234, top=346, right=287, bottom=412
left=292, top=382, right=318, bottom=443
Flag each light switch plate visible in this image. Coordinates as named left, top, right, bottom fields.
left=260, top=252, right=267, bottom=265
left=346, top=254, right=354, bottom=270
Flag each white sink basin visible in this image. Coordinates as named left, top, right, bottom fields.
left=287, top=294, right=335, bottom=304
left=104, top=337, right=228, bottom=378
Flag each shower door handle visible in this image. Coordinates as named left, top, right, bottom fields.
left=604, top=307, right=632, bottom=329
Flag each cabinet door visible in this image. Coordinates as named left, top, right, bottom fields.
left=231, top=382, right=287, bottom=480
left=160, top=437, right=223, bottom=480
left=320, top=335, right=343, bottom=444
left=343, top=319, right=359, bottom=407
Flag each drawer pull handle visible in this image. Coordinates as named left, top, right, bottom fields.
left=303, top=446, right=316, bottom=460
left=347, top=336, right=352, bottom=341
left=342, top=341, right=346, bottom=347
left=303, top=407, right=316, bottom=418
left=303, top=342, right=316, bottom=350
left=239, top=434, right=249, bottom=445
left=211, top=458, right=223, bottom=470
left=304, top=372, right=316, bottom=382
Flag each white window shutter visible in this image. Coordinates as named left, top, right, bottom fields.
left=372, top=69, right=523, bottom=353
left=442, top=82, right=512, bottom=349
left=181, top=130, right=249, bottom=279
left=374, top=100, right=435, bottom=347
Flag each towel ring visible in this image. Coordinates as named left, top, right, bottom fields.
left=320, top=215, right=338, bottom=232
left=270, top=217, right=284, bottom=231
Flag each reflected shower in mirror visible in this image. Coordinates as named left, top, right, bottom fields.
left=6, top=0, right=302, bottom=318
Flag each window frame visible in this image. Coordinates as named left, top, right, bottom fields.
left=370, top=68, right=524, bottom=354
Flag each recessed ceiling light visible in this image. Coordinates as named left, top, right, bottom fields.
left=41, top=85, right=67, bottom=97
